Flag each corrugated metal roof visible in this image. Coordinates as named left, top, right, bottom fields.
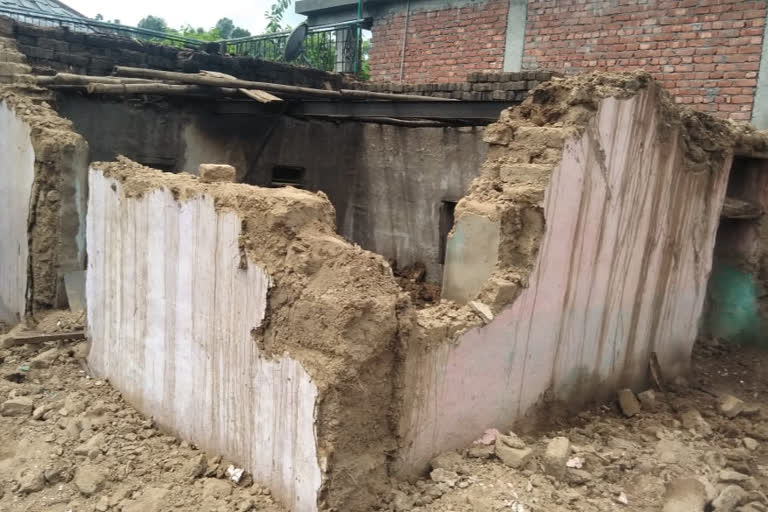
left=0, top=0, right=85, bottom=18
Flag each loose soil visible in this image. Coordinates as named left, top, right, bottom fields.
left=2, top=312, right=767, bottom=511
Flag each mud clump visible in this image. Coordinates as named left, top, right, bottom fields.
left=392, top=262, right=441, bottom=307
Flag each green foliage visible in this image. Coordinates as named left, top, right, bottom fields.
left=215, top=18, right=235, bottom=39
left=137, top=15, right=168, bottom=33
left=265, top=0, right=292, bottom=33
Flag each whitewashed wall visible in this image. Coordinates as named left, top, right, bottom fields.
left=0, top=102, right=34, bottom=324
left=397, top=90, right=730, bottom=473
left=86, top=169, right=322, bottom=511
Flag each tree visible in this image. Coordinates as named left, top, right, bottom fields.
left=137, top=15, right=168, bottom=33
left=231, top=27, right=252, bottom=39
left=265, top=0, right=292, bottom=33
left=215, top=18, right=235, bottom=39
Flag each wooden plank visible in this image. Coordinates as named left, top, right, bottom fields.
left=238, top=88, right=282, bottom=103
left=4, top=330, right=86, bottom=347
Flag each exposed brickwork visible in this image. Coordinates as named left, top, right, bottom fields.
left=368, top=0, right=509, bottom=83
left=523, top=0, right=767, bottom=120
left=356, top=70, right=557, bottom=100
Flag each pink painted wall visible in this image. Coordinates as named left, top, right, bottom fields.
left=396, top=90, right=731, bottom=473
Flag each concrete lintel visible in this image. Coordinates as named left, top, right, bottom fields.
left=503, top=0, right=527, bottom=72
left=751, top=8, right=768, bottom=128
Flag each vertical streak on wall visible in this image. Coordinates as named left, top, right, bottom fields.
left=0, top=102, right=34, bottom=324
left=397, top=91, right=730, bottom=473
left=503, top=0, right=527, bottom=72
left=86, top=170, right=323, bottom=511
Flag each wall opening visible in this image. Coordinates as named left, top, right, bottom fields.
left=706, top=156, right=768, bottom=345
left=438, top=200, right=457, bottom=265
left=271, top=165, right=306, bottom=188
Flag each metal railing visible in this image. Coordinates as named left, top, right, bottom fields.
left=0, top=6, right=368, bottom=74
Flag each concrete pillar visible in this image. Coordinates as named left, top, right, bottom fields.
left=503, top=0, right=527, bottom=72
left=751, top=9, right=768, bottom=129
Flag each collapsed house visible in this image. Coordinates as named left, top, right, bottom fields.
left=1, top=18, right=767, bottom=512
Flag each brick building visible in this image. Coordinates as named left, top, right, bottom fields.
left=296, top=0, right=768, bottom=125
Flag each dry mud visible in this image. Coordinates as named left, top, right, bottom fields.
left=1, top=314, right=767, bottom=512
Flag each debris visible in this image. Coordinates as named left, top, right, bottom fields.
left=680, top=408, right=712, bottom=435
left=719, top=394, right=746, bottom=419
left=30, top=347, right=59, bottom=369
left=743, top=438, right=759, bottom=451
left=476, top=428, right=501, bottom=445
left=74, top=465, right=106, bottom=496
left=468, top=301, right=494, bottom=323
left=17, top=468, right=45, bottom=493
left=542, top=437, right=570, bottom=479
left=2, top=330, right=85, bottom=348
left=617, top=389, right=641, bottom=417
left=638, top=389, right=657, bottom=410
left=566, top=456, right=584, bottom=469
left=198, top=163, right=236, bottom=183
left=430, top=468, right=459, bottom=487
left=226, top=464, right=245, bottom=484
left=719, top=470, right=750, bottom=483
left=662, top=478, right=707, bottom=512
left=617, top=491, right=629, bottom=505
left=1, top=396, right=34, bottom=416
left=430, top=451, right=465, bottom=473
left=712, top=485, right=747, bottom=511
left=496, top=435, right=533, bottom=469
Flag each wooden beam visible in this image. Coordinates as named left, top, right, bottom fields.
left=2, top=330, right=86, bottom=348
left=113, top=66, right=454, bottom=102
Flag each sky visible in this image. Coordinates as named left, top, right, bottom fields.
left=65, top=0, right=307, bottom=35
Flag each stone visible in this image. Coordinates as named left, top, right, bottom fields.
left=719, top=394, right=746, bottom=419
left=430, top=451, right=465, bottom=473
left=468, top=444, right=495, bottom=459
left=392, top=490, right=414, bottom=512
left=198, top=164, right=236, bottom=183
left=712, top=485, right=747, bottom=512
left=430, top=468, right=459, bottom=487
left=202, top=478, right=232, bottom=500
left=496, top=436, right=533, bottom=469
left=566, top=469, right=593, bottom=485
left=95, top=496, right=110, bottom=512
left=638, top=389, right=657, bottom=410
left=121, top=488, right=170, bottom=512
left=719, top=470, right=750, bottom=483
left=32, top=402, right=57, bottom=420
left=543, top=437, right=570, bottom=479
left=182, top=453, right=207, bottom=480
left=617, top=389, right=641, bottom=417
left=17, top=468, right=45, bottom=493
left=468, top=301, right=494, bottom=323
left=1, top=396, right=34, bottom=416
left=743, top=438, right=759, bottom=451
left=680, top=408, right=712, bottom=435
left=74, top=432, right=105, bottom=457
left=74, top=465, right=105, bottom=496
left=736, top=503, right=767, bottom=512
left=29, top=347, right=58, bottom=369
left=662, top=478, right=707, bottom=512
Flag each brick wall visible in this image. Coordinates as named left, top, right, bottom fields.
left=523, top=0, right=767, bottom=120
left=368, top=0, right=509, bottom=83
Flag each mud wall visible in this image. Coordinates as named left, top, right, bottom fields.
left=0, top=91, right=88, bottom=319
left=86, top=161, right=403, bottom=512
left=0, top=101, right=34, bottom=324
left=396, top=76, right=732, bottom=473
left=56, top=95, right=486, bottom=282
